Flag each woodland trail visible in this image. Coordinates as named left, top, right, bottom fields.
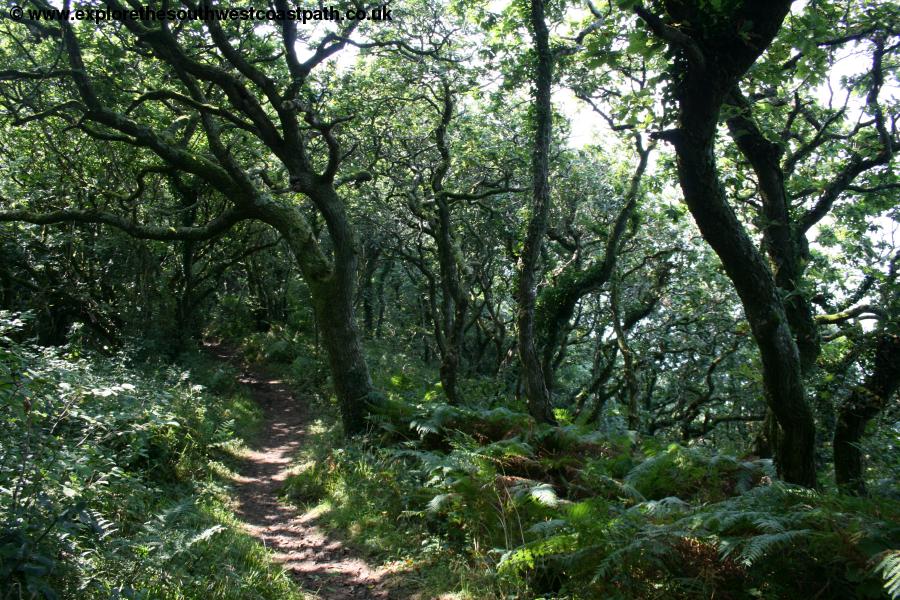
left=207, top=344, right=397, bottom=600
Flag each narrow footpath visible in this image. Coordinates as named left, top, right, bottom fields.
left=209, top=344, right=397, bottom=599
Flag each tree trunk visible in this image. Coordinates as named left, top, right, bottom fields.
left=374, top=260, right=391, bottom=339
left=356, top=242, right=381, bottom=338
left=517, top=0, right=557, bottom=425
left=834, top=333, right=900, bottom=494
left=611, top=274, right=640, bottom=430
left=439, top=349, right=461, bottom=405
left=672, top=126, right=817, bottom=487
left=435, top=194, right=467, bottom=405
left=427, top=85, right=470, bottom=405
left=535, top=136, right=650, bottom=394
left=631, top=0, right=816, bottom=485
left=254, top=188, right=377, bottom=436
left=309, top=274, right=376, bottom=436
left=725, top=89, right=820, bottom=372
left=667, top=82, right=817, bottom=486
left=172, top=176, right=201, bottom=349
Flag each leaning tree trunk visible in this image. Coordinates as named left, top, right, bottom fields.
left=670, top=115, right=817, bottom=487
left=725, top=88, right=821, bottom=373
left=255, top=188, right=377, bottom=437
left=535, top=136, right=650, bottom=396
left=834, top=333, right=900, bottom=494
left=634, top=0, right=817, bottom=487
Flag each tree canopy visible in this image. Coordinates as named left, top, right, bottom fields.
left=1, top=0, right=898, bottom=597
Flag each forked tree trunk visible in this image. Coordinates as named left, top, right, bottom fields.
left=670, top=120, right=817, bottom=487
left=725, top=89, right=821, bottom=373
left=833, top=333, right=900, bottom=494
left=636, top=0, right=817, bottom=487
left=428, top=85, right=469, bottom=406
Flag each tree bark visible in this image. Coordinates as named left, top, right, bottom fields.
left=517, top=0, right=557, bottom=425
left=635, top=0, right=817, bottom=487
left=536, top=136, right=650, bottom=393
left=431, top=86, right=468, bottom=405
left=611, top=274, right=640, bottom=430
left=725, top=88, right=820, bottom=372
left=254, top=186, right=377, bottom=436
left=434, top=191, right=467, bottom=405
left=309, top=275, right=376, bottom=437
left=669, top=113, right=817, bottom=487
left=834, top=333, right=900, bottom=494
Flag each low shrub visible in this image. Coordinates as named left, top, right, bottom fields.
left=624, top=443, right=774, bottom=502
left=0, top=312, right=301, bottom=600
left=287, top=392, right=900, bottom=600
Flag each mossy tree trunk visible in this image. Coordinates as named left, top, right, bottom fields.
left=634, top=1, right=817, bottom=486
left=256, top=182, right=377, bottom=436
left=517, top=0, right=558, bottom=425
left=833, top=333, right=900, bottom=494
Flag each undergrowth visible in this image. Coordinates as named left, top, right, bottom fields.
left=0, top=312, right=303, bottom=600
left=272, top=345, right=900, bottom=600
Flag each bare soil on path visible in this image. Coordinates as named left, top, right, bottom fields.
left=208, top=344, right=399, bottom=599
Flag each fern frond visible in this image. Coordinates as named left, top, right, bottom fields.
left=639, top=496, right=691, bottom=517
left=528, top=518, right=569, bottom=536
left=186, top=524, right=225, bottom=548
left=738, top=529, right=812, bottom=566
left=875, top=550, right=900, bottom=599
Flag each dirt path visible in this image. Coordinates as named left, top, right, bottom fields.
left=208, top=345, right=396, bottom=599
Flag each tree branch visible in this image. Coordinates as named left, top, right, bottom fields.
left=0, top=206, right=248, bottom=241
left=816, top=304, right=886, bottom=325
left=633, top=5, right=705, bottom=68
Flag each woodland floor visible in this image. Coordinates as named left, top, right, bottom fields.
left=208, top=344, right=401, bottom=600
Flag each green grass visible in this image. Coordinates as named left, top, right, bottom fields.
left=278, top=401, right=511, bottom=597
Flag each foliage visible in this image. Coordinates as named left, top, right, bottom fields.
left=0, top=0, right=898, bottom=596
left=877, top=550, right=900, bottom=599
left=276, top=370, right=900, bottom=599
left=0, top=313, right=301, bottom=600
left=624, top=443, right=774, bottom=502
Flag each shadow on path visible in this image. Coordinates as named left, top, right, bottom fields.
left=208, top=344, right=396, bottom=600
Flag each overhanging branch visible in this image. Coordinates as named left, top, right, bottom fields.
left=0, top=206, right=249, bottom=242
